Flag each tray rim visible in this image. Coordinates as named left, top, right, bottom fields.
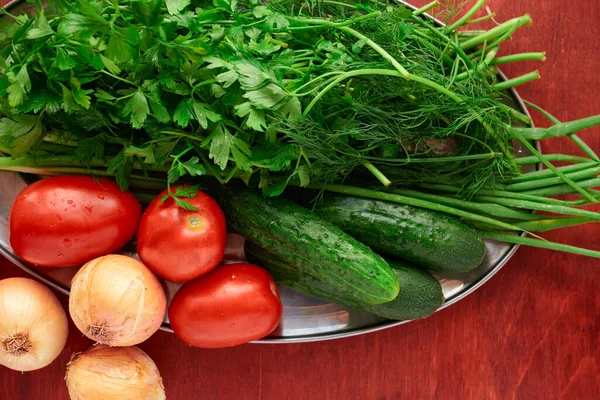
left=0, top=0, right=538, bottom=344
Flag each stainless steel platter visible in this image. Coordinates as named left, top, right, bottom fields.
left=0, top=0, right=537, bottom=343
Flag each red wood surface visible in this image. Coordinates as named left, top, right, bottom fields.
left=1, top=0, right=600, bottom=399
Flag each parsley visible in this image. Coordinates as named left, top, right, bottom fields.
left=0, top=0, right=564, bottom=204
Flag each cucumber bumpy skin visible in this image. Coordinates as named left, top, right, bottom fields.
left=246, top=243, right=445, bottom=320
left=314, top=194, right=487, bottom=273
left=215, top=186, right=399, bottom=305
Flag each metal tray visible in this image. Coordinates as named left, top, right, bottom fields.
left=0, top=0, right=536, bottom=343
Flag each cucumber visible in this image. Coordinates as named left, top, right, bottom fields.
left=313, top=194, right=486, bottom=273
left=215, top=186, right=399, bottom=305
left=246, top=243, right=445, bottom=320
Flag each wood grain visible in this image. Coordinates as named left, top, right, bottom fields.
left=1, top=0, right=600, bottom=399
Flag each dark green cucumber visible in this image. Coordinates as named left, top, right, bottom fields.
left=246, top=243, right=445, bottom=320
left=215, top=186, right=399, bottom=305
left=313, top=194, right=486, bottom=273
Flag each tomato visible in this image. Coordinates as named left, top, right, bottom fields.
left=136, top=186, right=227, bottom=282
left=168, top=263, right=283, bottom=348
left=9, top=176, right=142, bottom=267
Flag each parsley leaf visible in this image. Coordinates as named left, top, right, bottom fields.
left=243, top=83, right=287, bottom=109
left=124, top=91, right=150, bottom=129
left=159, top=185, right=200, bottom=211
left=26, top=13, right=54, bottom=39
left=124, top=145, right=156, bottom=164
left=107, top=150, right=134, bottom=190
left=191, top=100, right=221, bottom=129
left=180, top=156, right=206, bottom=176
left=208, top=124, right=231, bottom=169
left=173, top=98, right=191, bottom=128
left=234, top=102, right=266, bottom=131
left=166, top=0, right=191, bottom=15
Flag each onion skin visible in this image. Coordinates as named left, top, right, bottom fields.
left=0, top=278, right=69, bottom=372
left=66, top=345, right=166, bottom=400
left=69, top=255, right=167, bottom=347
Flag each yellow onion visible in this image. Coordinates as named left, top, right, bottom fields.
left=0, top=277, right=69, bottom=371
left=66, top=345, right=166, bottom=400
left=69, top=254, right=167, bottom=346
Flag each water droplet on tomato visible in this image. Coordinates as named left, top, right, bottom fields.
left=230, top=323, right=236, bottom=328
left=56, top=214, right=63, bottom=221
left=97, top=194, right=105, bottom=200
left=231, top=275, right=237, bottom=280
left=57, top=254, right=64, bottom=259
left=63, top=239, right=72, bottom=247
left=67, top=200, right=73, bottom=204
left=84, top=203, right=94, bottom=212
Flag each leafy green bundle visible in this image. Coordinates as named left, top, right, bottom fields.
left=2, top=0, right=600, bottom=256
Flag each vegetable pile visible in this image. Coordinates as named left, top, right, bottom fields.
left=2, top=0, right=600, bottom=257
left=2, top=0, right=600, bottom=394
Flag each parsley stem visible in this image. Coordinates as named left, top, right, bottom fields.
left=0, top=138, right=12, bottom=154
left=198, top=152, right=225, bottom=184
left=99, top=70, right=138, bottom=87
left=286, top=11, right=382, bottom=29
left=321, top=0, right=358, bottom=9
left=224, top=166, right=239, bottom=184
left=161, top=130, right=205, bottom=143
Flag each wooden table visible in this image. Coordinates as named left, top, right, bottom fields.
left=1, top=0, right=599, bottom=398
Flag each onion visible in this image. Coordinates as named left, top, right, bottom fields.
left=0, top=277, right=69, bottom=371
left=65, top=345, right=166, bottom=400
left=69, top=254, right=167, bottom=346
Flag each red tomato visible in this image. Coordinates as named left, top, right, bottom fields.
left=9, top=176, right=142, bottom=267
left=168, top=263, right=283, bottom=348
left=136, top=186, right=227, bottom=282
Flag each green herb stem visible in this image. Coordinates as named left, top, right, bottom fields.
left=514, top=217, right=596, bottom=232
left=510, top=129, right=598, bottom=202
left=523, top=100, right=600, bottom=162
left=514, top=154, right=591, bottom=165
left=413, top=1, right=439, bottom=16
left=493, top=70, right=540, bottom=91
left=502, top=161, right=598, bottom=184
left=302, top=183, right=525, bottom=232
left=419, top=183, right=598, bottom=206
left=511, top=114, right=600, bottom=140
left=491, top=52, right=546, bottom=64
left=464, top=13, right=497, bottom=26
left=504, top=165, right=600, bottom=191
left=446, top=0, right=487, bottom=32
left=390, top=188, right=542, bottom=221
left=523, top=178, right=600, bottom=197
left=362, top=161, right=391, bottom=186
left=483, top=232, right=600, bottom=258
left=474, top=196, right=600, bottom=220
left=459, top=15, right=532, bottom=51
